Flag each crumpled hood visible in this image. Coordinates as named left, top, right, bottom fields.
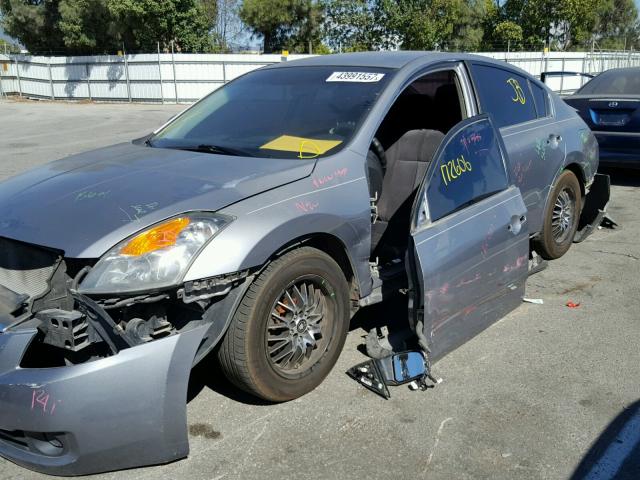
left=0, top=142, right=315, bottom=257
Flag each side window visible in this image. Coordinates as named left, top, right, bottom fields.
left=469, top=63, right=537, bottom=128
left=425, top=117, right=509, bottom=222
left=530, top=82, right=549, bottom=118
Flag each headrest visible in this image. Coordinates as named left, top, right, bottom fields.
left=386, top=129, right=445, bottom=164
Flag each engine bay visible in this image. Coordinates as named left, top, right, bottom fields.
left=0, top=236, right=247, bottom=368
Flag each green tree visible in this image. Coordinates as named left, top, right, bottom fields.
left=0, top=0, right=214, bottom=54
left=503, top=0, right=599, bottom=50
left=287, top=0, right=324, bottom=53
left=493, top=21, right=523, bottom=49
left=322, top=0, right=389, bottom=52
left=199, top=0, right=217, bottom=27
left=239, top=0, right=321, bottom=53
left=0, top=36, right=20, bottom=53
left=381, top=0, right=485, bottom=51
left=381, top=0, right=455, bottom=50
left=0, top=0, right=64, bottom=53
left=107, top=0, right=212, bottom=52
left=479, top=0, right=504, bottom=50
left=449, top=0, right=486, bottom=51
left=57, top=0, right=117, bottom=54
left=593, top=0, right=639, bottom=49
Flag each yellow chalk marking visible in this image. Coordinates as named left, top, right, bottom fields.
left=298, top=140, right=322, bottom=159
left=260, top=135, right=342, bottom=158
left=440, top=154, right=472, bottom=186
left=507, top=78, right=526, bottom=104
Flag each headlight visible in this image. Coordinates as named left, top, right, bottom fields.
left=79, top=213, right=232, bottom=294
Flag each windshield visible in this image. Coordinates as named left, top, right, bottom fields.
left=150, top=66, right=393, bottom=159
left=577, top=69, right=640, bottom=96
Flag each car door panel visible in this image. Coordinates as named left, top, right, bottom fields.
left=467, top=61, right=566, bottom=235
left=410, top=116, right=528, bottom=361
left=501, top=120, right=565, bottom=234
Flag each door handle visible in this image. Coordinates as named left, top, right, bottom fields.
left=547, top=134, right=562, bottom=144
left=507, top=214, right=526, bottom=235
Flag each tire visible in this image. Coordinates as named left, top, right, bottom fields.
left=217, top=247, right=350, bottom=402
left=535, top=170, right=582, bottom=260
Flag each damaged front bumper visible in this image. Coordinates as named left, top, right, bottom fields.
left=0, top=235, right=254, bottom=475
left=0, top=318, right=209, bottom=476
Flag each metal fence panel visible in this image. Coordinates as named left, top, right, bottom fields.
left=2, top=51, right=639, bottom=103
left=19, top=79, right=51, bottom=98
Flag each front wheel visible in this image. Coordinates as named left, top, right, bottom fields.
left=535, top=170, right=582, bottom=260
left=217, top=247, right=350, bottom=402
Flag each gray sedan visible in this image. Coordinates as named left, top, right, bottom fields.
left=0, top=52, right=603, bottom=475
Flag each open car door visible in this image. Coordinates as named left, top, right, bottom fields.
left=408, top=115, right=529, bottom=361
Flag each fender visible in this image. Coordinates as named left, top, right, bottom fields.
left=185, top=195, right=373, bottom=298
left=535, top=146, right=590, bottom=243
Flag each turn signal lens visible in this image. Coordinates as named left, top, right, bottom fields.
left=78, top=213, right=232, bottom=294
left=121, top=217, right=191, bottom=256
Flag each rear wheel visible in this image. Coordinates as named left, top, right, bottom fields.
left=535, top=170, right=582, bottom=260
left=217, top=247, right=350, bottom=402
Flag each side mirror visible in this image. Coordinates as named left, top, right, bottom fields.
left=379, top=351, right=427, bottom=385
left=131, top=133, right=153, bottom=145
left=347, top=351, right=428, bottom=399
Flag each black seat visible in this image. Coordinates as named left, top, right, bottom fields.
left=371, top=129, right=445, bottom=258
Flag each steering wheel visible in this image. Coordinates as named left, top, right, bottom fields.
left=370, top=137, right=387, bottom=172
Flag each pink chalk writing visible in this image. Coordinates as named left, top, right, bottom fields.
left=513, top=156, right=533, bottom=185
left=461, top=133, right=482, bottom=150
left=31, top=389, right=61, bottom=416
left=295, top=201, right=320, bottom=213
left=481, top=223, right=496, bottom=257
left=457, top=272, right=481, bottom=287
left=503, top=254, right=528, bottom=273
left=462, top=305, right=477, bottom=316
left=312, top=167, right=348, bottom=189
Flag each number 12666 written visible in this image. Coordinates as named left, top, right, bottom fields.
left=441, top=155, right=473, bottom=186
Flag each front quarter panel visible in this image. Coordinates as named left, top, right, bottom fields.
left=185, top=150, right=373, bottom=297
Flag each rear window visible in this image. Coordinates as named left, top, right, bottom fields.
left=470, top=64, right=537, bottom=128
left=530, top=83, right=549, bottom=117
left=577, top=69, right=640, bottom=95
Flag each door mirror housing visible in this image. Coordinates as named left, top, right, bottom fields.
left=347, top=351, right=428, bottom=399
left=378, top=351, right=427, bottom=385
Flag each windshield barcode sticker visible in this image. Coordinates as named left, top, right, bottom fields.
left=326, top=72, right=385, bottom=83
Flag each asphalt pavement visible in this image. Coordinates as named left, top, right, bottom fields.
left=0, top=99, right=638, bottom=480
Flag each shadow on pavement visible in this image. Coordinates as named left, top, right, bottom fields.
left=349, top=292, right=408, bottom=333
left=187, top=352, right=273, bottom=406
left=186, top=293, right=409, bottom=405
left=571, top=399, right=640, bottom=480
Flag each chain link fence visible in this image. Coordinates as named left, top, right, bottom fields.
left=1, top=50, right=639, bottom=103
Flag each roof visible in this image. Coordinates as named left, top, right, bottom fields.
left=267, top=51, right=530, bottom=77
left=269, top=51, right=450, bottom=69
